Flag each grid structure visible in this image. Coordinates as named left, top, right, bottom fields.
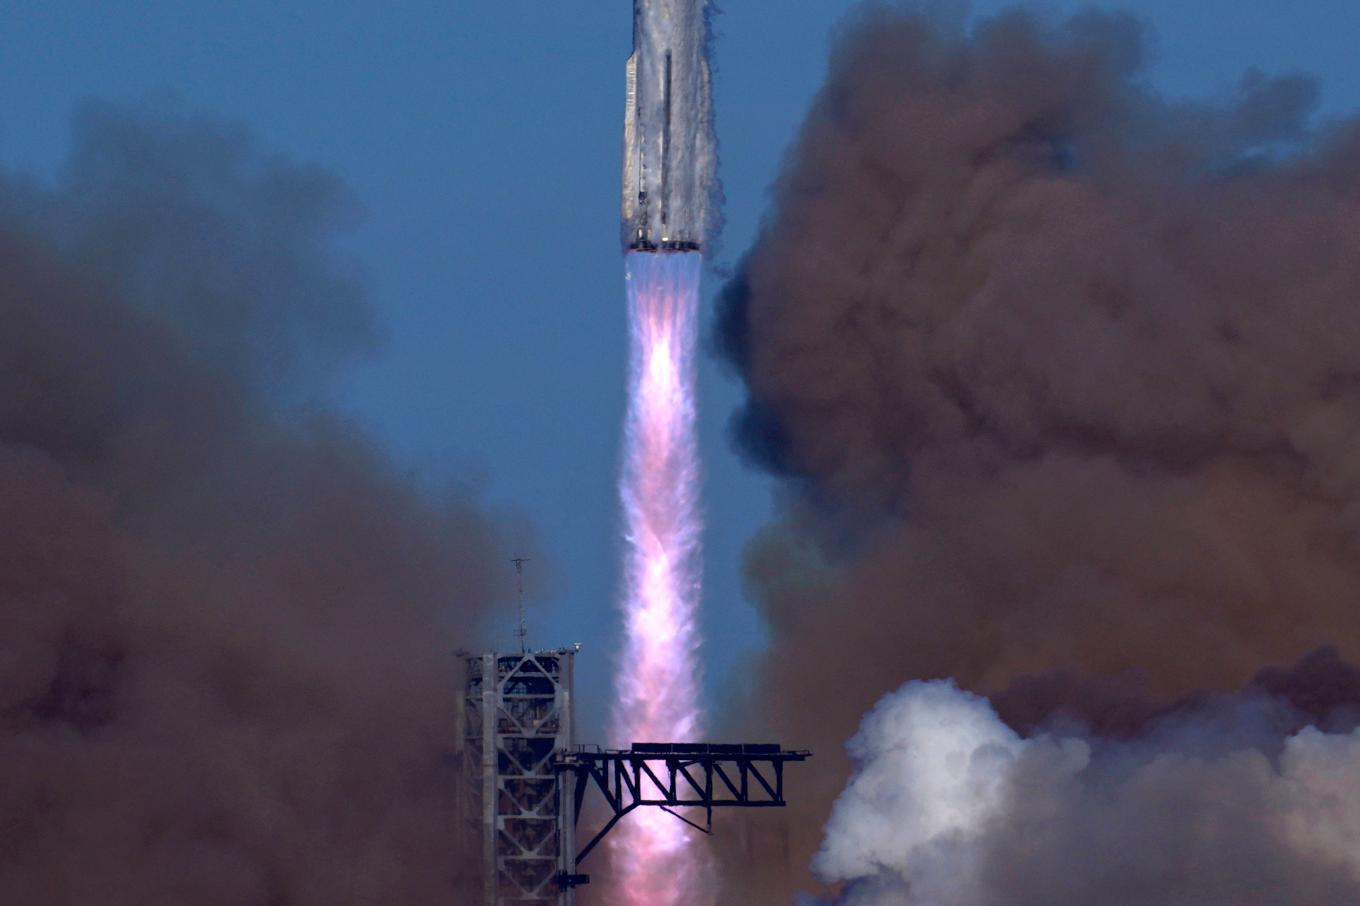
left=460, top=649, right=577, bottom=906
left=555, top=743, right=811, bottom=866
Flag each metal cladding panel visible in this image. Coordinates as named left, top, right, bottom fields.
left=621, top=0, right=718, bottom=251
left=621, top=52, right=639, bottom=234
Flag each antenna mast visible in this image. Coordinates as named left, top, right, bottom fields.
left=510, top=557, right=530, bottom=653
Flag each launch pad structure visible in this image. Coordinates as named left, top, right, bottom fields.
left=458, top=648, right=578, bottom=905
left=457, top=647, right=809, bottom=905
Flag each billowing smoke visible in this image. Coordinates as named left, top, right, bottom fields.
left=0, top=103, right=519, bottom=903
left=814, top=651, right=1360, bottom=904
left=714, top=3, right=1360, bottom=899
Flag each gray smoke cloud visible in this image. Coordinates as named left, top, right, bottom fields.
left=713, top=4, right=1360, bottom=900
left=0, top=102, right=518, bottom=904
left=812, top=655, right=1360, bottom=905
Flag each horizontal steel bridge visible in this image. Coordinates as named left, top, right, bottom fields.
left=552, top=742, right=811, bottom=881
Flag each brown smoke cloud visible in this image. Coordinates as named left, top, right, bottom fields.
left=713, top=5, right=1360, bottom=899
left=0, top=103, right=518, bottom=903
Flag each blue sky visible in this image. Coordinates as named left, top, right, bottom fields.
left=4, top=0, right=1359, bottom=738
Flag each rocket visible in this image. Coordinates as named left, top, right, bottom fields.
left=622, top=0, right=718, bottom=253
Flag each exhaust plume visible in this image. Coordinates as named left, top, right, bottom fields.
left=715, top=4, right=1360, bottom=898
left=609, top=252, right=710, bottom=905
left=0, top=102, right=518, bottom=904
left=610, top=1, right=721, bottom=900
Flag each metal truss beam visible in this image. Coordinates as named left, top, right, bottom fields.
left=554, top=743, right=810, bottom=869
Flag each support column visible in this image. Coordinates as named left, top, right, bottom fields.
left=481, top=653, right=498, bottom=906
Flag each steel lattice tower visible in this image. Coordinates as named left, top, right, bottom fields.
left=459, top=648, right=578, bottom=906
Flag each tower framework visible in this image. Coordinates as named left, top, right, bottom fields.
left=460, top=648, right=577, bottom=906
left=459, top=646, right=810, bottom=904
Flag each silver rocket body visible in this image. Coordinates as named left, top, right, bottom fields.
left=622, top=0, right=717, bottom=253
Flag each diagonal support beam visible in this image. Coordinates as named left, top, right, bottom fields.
left=553, top=744, right=810, bottom=867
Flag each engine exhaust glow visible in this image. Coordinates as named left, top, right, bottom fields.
left=609, top=251, right=709, bottom=905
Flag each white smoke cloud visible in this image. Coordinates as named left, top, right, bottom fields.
left=814, top=681, right=1360, bottom=905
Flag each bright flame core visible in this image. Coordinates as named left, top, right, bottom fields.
left=610, top=252, right=708, bottom=904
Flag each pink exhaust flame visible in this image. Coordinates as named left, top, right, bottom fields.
left=610, top=251, right=710, bottom=905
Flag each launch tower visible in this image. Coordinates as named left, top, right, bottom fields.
left=459, top=648, right=578, bottom=906
left=458, top=646, right=809, bottom=906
